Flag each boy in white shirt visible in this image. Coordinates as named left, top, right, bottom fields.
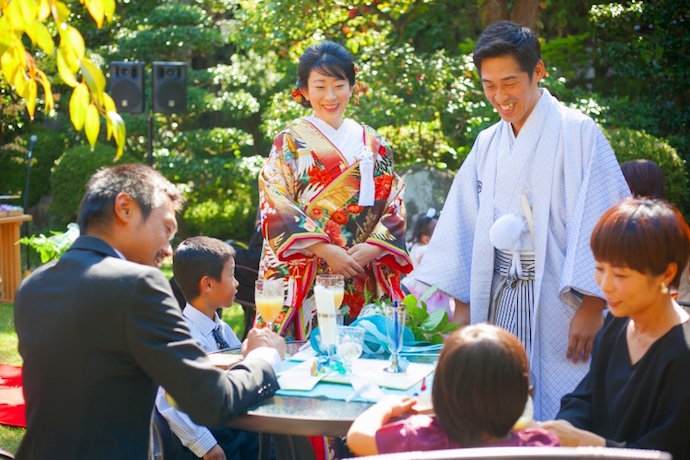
left=156, top=236, right=272, bottom=460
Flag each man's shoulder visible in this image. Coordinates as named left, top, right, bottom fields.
left=476, top=120, right=503, bottom=143
left=555, top=100, right=599, bottom=130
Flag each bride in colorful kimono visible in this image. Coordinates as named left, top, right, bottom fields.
left=257, top=41, right=412, bottom=340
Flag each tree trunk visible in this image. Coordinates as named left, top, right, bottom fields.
left=480, top=0, right=509, bottom=27
left=511, top=0, right=541, bottom=33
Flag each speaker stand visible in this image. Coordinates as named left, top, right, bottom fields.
left=147, top=112, right=154, bottom=167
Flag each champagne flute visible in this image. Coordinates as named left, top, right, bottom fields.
left=384, top=300, right=407, bottom=373
left=255, top=279, right=285, bottom=332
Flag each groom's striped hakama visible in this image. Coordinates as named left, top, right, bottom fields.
left=490, top=250, right=535, bottom=361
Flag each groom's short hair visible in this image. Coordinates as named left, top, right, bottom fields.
left=473, top=20, right=542, bottom=78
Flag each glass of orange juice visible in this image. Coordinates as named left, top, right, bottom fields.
left=255, top=279, right=285, bottom=332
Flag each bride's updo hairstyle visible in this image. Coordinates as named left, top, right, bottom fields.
left=295, top=41, right=356, bottom=109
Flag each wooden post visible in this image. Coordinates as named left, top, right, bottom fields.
left=0, top=214, right=33, bottom=302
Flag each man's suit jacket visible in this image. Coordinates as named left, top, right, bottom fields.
left=14, top=235, right=278, bottom=460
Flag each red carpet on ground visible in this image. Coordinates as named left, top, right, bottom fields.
left=0, top=365, right=26, bottom=428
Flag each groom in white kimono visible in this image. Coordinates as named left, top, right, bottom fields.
left=415, top=21, right=630, bottom=420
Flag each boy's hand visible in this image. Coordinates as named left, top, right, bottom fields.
left=242, top=327, right=286, bottom=359
left=203, top=444, right=226, bottom=460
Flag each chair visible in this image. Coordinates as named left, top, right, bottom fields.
left=235, top=262, right=259, bottom=340
left=151, top=407, right=176, bottom=460
left=356, top=447, right=672, bottom=460
left=0, top=448, right=14, bottom=459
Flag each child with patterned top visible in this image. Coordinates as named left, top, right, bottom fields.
left=155, top=236, right=269, bottom=460
left=346, top=324, right=559, bottom=456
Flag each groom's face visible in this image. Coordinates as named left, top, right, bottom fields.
left=479, top=54, right=545, bottom=136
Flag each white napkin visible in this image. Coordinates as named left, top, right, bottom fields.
left=346, top=376, right=385, bottom=402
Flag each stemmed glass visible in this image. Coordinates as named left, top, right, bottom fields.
left=314, top=274, right=345, bottom=362
left=337, top=326, right=365, bottom=374
left=255, top=279, right=285, bottom=332
left=384, top=301, right=407, bottom=373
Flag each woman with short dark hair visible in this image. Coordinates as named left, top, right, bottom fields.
left=346, top=324, right=559, bottom=456
left=542, top=198, right=690, bottom=460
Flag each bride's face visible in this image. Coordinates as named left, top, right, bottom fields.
left=301, top=70, right=353, bottom=130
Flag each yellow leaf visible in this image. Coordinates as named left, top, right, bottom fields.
left=108, top=111, right=126, bottom=160
left=57, top=26, right=82, bottom=75
left=103, top=94, right=116, bottom=140
left=14, top=71, right=29, bottom=98
left=0, top=0, right=8, bottom=10
left=53, top=2, right=71, bottom=23
left=1, top=45, right=19, bottom=84
left=80, top=58, right=106, bottom=106
left=85, top=0, right=105, bottom=29
left=38, top=0, right=51, bottom=21
left=103, top=0, right=116, bottom=21
left=5, top=0, right=27, bottom=32
left=17, top=0, right=38, bottom=24
left=34, top=21, right=55, bottom=55
left=103, top=92, right=116, bottom=113
left=36, top=69, right=54, bottom=112
left=84, top=103, right=100, bottom=150
left=56, top=48, right=77, bottom=87
left=0, top=17, right=10, bottom=57
left=69, top=82, right=90, bottom=130
left=60, top=24, right=86, bottom=60
left=103, top=93, right=116, bottom=139
left=26, top=79, right=37, bottom=119
left=105, top=115, right=112, bottom=140
left=24, top=18, right=37, bottom=46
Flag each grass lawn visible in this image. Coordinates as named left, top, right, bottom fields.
left=0, top=291, right=247, bottom=454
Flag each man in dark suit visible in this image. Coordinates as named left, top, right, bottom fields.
left=14, top=164, right=285, bottom=460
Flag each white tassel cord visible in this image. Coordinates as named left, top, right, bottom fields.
left=356, top=144, right=375, bottom=206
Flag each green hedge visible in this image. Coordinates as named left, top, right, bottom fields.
left=604, top=127, right=689, bottom=212
left=157, top=155, right=264, bottom=242
left=50, top=144, right=141, bottom=227
left=0, top=127, right=70, bottom=208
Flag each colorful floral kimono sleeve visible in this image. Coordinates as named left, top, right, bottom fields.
left=259, top=132, right=330, bottom=263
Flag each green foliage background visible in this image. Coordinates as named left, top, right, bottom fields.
left=2, top=0, right=689, bottom=244
left=50, top=144, right=142, bottom=227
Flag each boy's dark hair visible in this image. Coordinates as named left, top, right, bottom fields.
left=620, top=159, right=666, bottom=200
left=591, top=198, right=690, bottom=289
left=432, top=324, right=529, bottom=447
left=173, top=236, right=236, bottom=301
left=473, top=20, right=541, bottom=78
left=296, top=41, right=356, bottom=109
left=411, top=215, right=437, bottom=244
left=78, top=164, right=184, bottom=232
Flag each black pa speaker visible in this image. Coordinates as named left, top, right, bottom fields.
left=152, top=62, right=187, bottom=113
left=109, top=62, right=145, bottom=113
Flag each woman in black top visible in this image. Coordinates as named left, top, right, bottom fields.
left=542, top=198, right=690, bottom=460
